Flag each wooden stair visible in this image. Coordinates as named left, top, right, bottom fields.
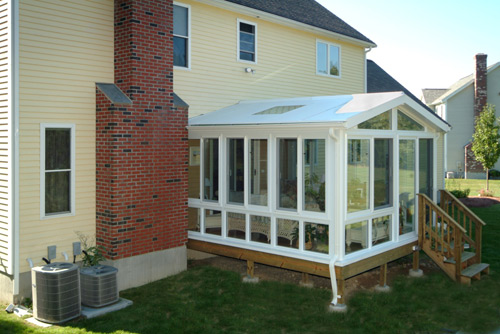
left=417, top=190, right=489, bottom=285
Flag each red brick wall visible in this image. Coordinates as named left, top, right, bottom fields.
left=95, top=0, right=188, bottom=260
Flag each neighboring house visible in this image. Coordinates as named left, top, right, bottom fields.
left=1, top=0, right=457, bottom=308
left=423, top=54, right=500, bottom=179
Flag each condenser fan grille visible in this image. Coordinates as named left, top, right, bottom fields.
left=32, top=263, right=81, bottom=323
left=80, top=265, right=119, bottom=308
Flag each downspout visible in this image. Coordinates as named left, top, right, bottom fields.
left=328, top=128, right=339, bottom=305
left=12, top=0, right=20, bottom=296
left=364, top=47, right=372, bottom=93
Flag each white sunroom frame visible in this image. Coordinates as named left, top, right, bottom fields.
left=187, top=92, right=449, bottom=269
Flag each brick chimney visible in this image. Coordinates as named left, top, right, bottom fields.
left=95, top=0, right=188, bottom=263
left=474, top=53, right=488, bottom=120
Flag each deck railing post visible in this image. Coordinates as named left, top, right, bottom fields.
left=454, top=228, right=462, bottom=282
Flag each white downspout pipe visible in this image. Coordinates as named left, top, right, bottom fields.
left=329, top=256, right=339, bottom=305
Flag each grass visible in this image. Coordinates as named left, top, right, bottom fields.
left=2, top=206, right=500, bottom=333
left=446, top=178, right=500, bottom=197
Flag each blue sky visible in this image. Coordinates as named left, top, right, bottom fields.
left=316, top=0, right=500, bottom=97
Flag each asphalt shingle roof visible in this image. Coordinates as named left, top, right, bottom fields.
left=421, top=89, right=448, bottom=105
left=224, top=0, right=375, bottom=45
left=366, top=59, right=450, bottom=126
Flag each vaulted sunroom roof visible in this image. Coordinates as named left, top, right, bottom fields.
left=188, top=92, right=450, bottom=132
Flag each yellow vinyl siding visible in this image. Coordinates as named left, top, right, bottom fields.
left=18, top=0, right=113, bottom=272
left=0, top=0, right=12, bottom=275
left=174, top=1, right=366, bottom=117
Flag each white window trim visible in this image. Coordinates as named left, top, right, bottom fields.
left=40, top=123, right=76, bottom=219
left=237, top=18, right=257, bottom=64
left=316, top=39, right=341, bottom=78
left=173, top=1, right=191, bottom=70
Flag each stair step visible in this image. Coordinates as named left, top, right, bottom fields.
left=461, top=263, right=490, bottom=278
left=444, top=251, right=475, bottom=264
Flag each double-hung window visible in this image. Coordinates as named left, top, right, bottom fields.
left=316, top=41, right=340, bottom=77
left=238, top=20, right=256, bottom=62
left=173, top=3, right=190, bottom=68
left=41, top=124, right=75, bottom=218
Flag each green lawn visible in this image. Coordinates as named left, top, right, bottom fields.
left=2, top=206, right=500, bottom=334
left=446, top=178, right=500, bottom=197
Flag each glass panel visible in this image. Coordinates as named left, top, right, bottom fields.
left=46, top=129, right=70, bottom=170
left=358, top=110, right=392, bottom=130
left=240, top=22, right=254, bottom=34
left=345, top=220, right=368, bottom=254
left=374, top=139, right=393, bottom=209
left=188, top=139, right=200, bottom=199
left=419, top=139, right=433, bottom=198
left=372, top=215, right=391, bottom=246
left=399, top=140, right=416, bottom=235
left=173, top=36, right=187, bottom=67
left=329, top=45, right=339, bottom=76
left=347, top=139, right=370, bottom=213
left=188, top=207, right=200, bottom=232
left=304, top=139, right=326, bottom=212
left=227, top=212, right=245, bottom=240
left=203, top=138, right=219, bottom=201
left=250, top=139, right=268, bottom=206
left=397, top=111, right=424, bottom=131
left=316, top=42, right=327, bottom=74
left=239, top=52, right=254, bottom=62
left=228, top=139, right=244, bottom=204
left=45, top=171, right=70, bottom=214
left=204, top=209, right=221, bottom=236
left=277, top=218, right=298, bottom=249
left=250, top=215, right=270, bottom=244
left=304, top=222, right=329, bottom=254
left=278, top=139, right=297, bottom=210
left=173, top=5, right=188, bottom=37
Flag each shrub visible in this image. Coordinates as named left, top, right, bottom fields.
left=489, top=169, right=500, bottom=179
left=450, top=188, right=470, bottom=198
left=479, top=188, right=494, bottom=197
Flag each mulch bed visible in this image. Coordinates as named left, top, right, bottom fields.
left=459, top=196, right=500, bottom=207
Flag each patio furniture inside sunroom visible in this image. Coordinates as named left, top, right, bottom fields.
left=187, top=91, right=450, bottom=305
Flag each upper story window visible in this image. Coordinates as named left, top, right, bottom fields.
left=316, top=41, right=340, bottom=77
left=41, top=124, right=75, bottom=218
left=173, top=3, right=190, bottom=68
left=238, top=20, right=256, bottom=62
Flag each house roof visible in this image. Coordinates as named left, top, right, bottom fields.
left=224, top=0, right=375, bottom=46
left=430, top=62, right=500, bottom=105
left=188, top=91, right=450, bottom=132
left=366, top=60, right=450, bottom=126
left=421, top=89, right=448, bottom=105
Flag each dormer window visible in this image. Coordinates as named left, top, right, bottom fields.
left=238, top=20, right=256, bottom=62
left=316, top=41, right=340, bottom=77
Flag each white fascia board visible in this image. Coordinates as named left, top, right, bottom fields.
left=193, top=0, right=376, bottom=48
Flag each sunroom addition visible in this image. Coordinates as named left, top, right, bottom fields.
left=187, top=92, right=450, bottom=302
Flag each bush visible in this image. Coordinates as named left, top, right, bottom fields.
left=489, top=169, right=500, bottom=179
left=450, top=188, right=470, bottom=198
left=479, top=188, right=494, bottom=197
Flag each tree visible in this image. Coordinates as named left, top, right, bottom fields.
left=471, top=104, right=500, bottom=190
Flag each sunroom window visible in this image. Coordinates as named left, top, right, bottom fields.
left=249, top=139, right=268, bottom=206
left=347, top=139, right=370, bottom=213
left=398, top=110, right=424, bottom=131
left=399, top=139, right=416, bottom=235
left=358, top=110, right=392, bottom=130
left=228, top=138, right=244, bottom=204
left=203, top=138, right=219, bottom=201
left=304, top=139, right=325, bottom=212
left=374, top=139, right=393, bottom=209
left=278, top=139, right=297, bottom=210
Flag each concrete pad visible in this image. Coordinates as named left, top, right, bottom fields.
left=409, top=269, right=424, bottom=277
left=375, top=284, right=391, bottom=292
left=242, top=275, right=259, bottom=284
left=26, top=317, right=52, bottom=328
left=328, top=303, right=347, bottom=313
left=81, top=298, right=133, bottom=319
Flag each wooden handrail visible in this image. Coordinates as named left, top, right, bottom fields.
left=440, top=190, right=486, bottom=226
left=439, top=189, right=486, bottom=263
left=418, top=193, right=466, bottom=281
